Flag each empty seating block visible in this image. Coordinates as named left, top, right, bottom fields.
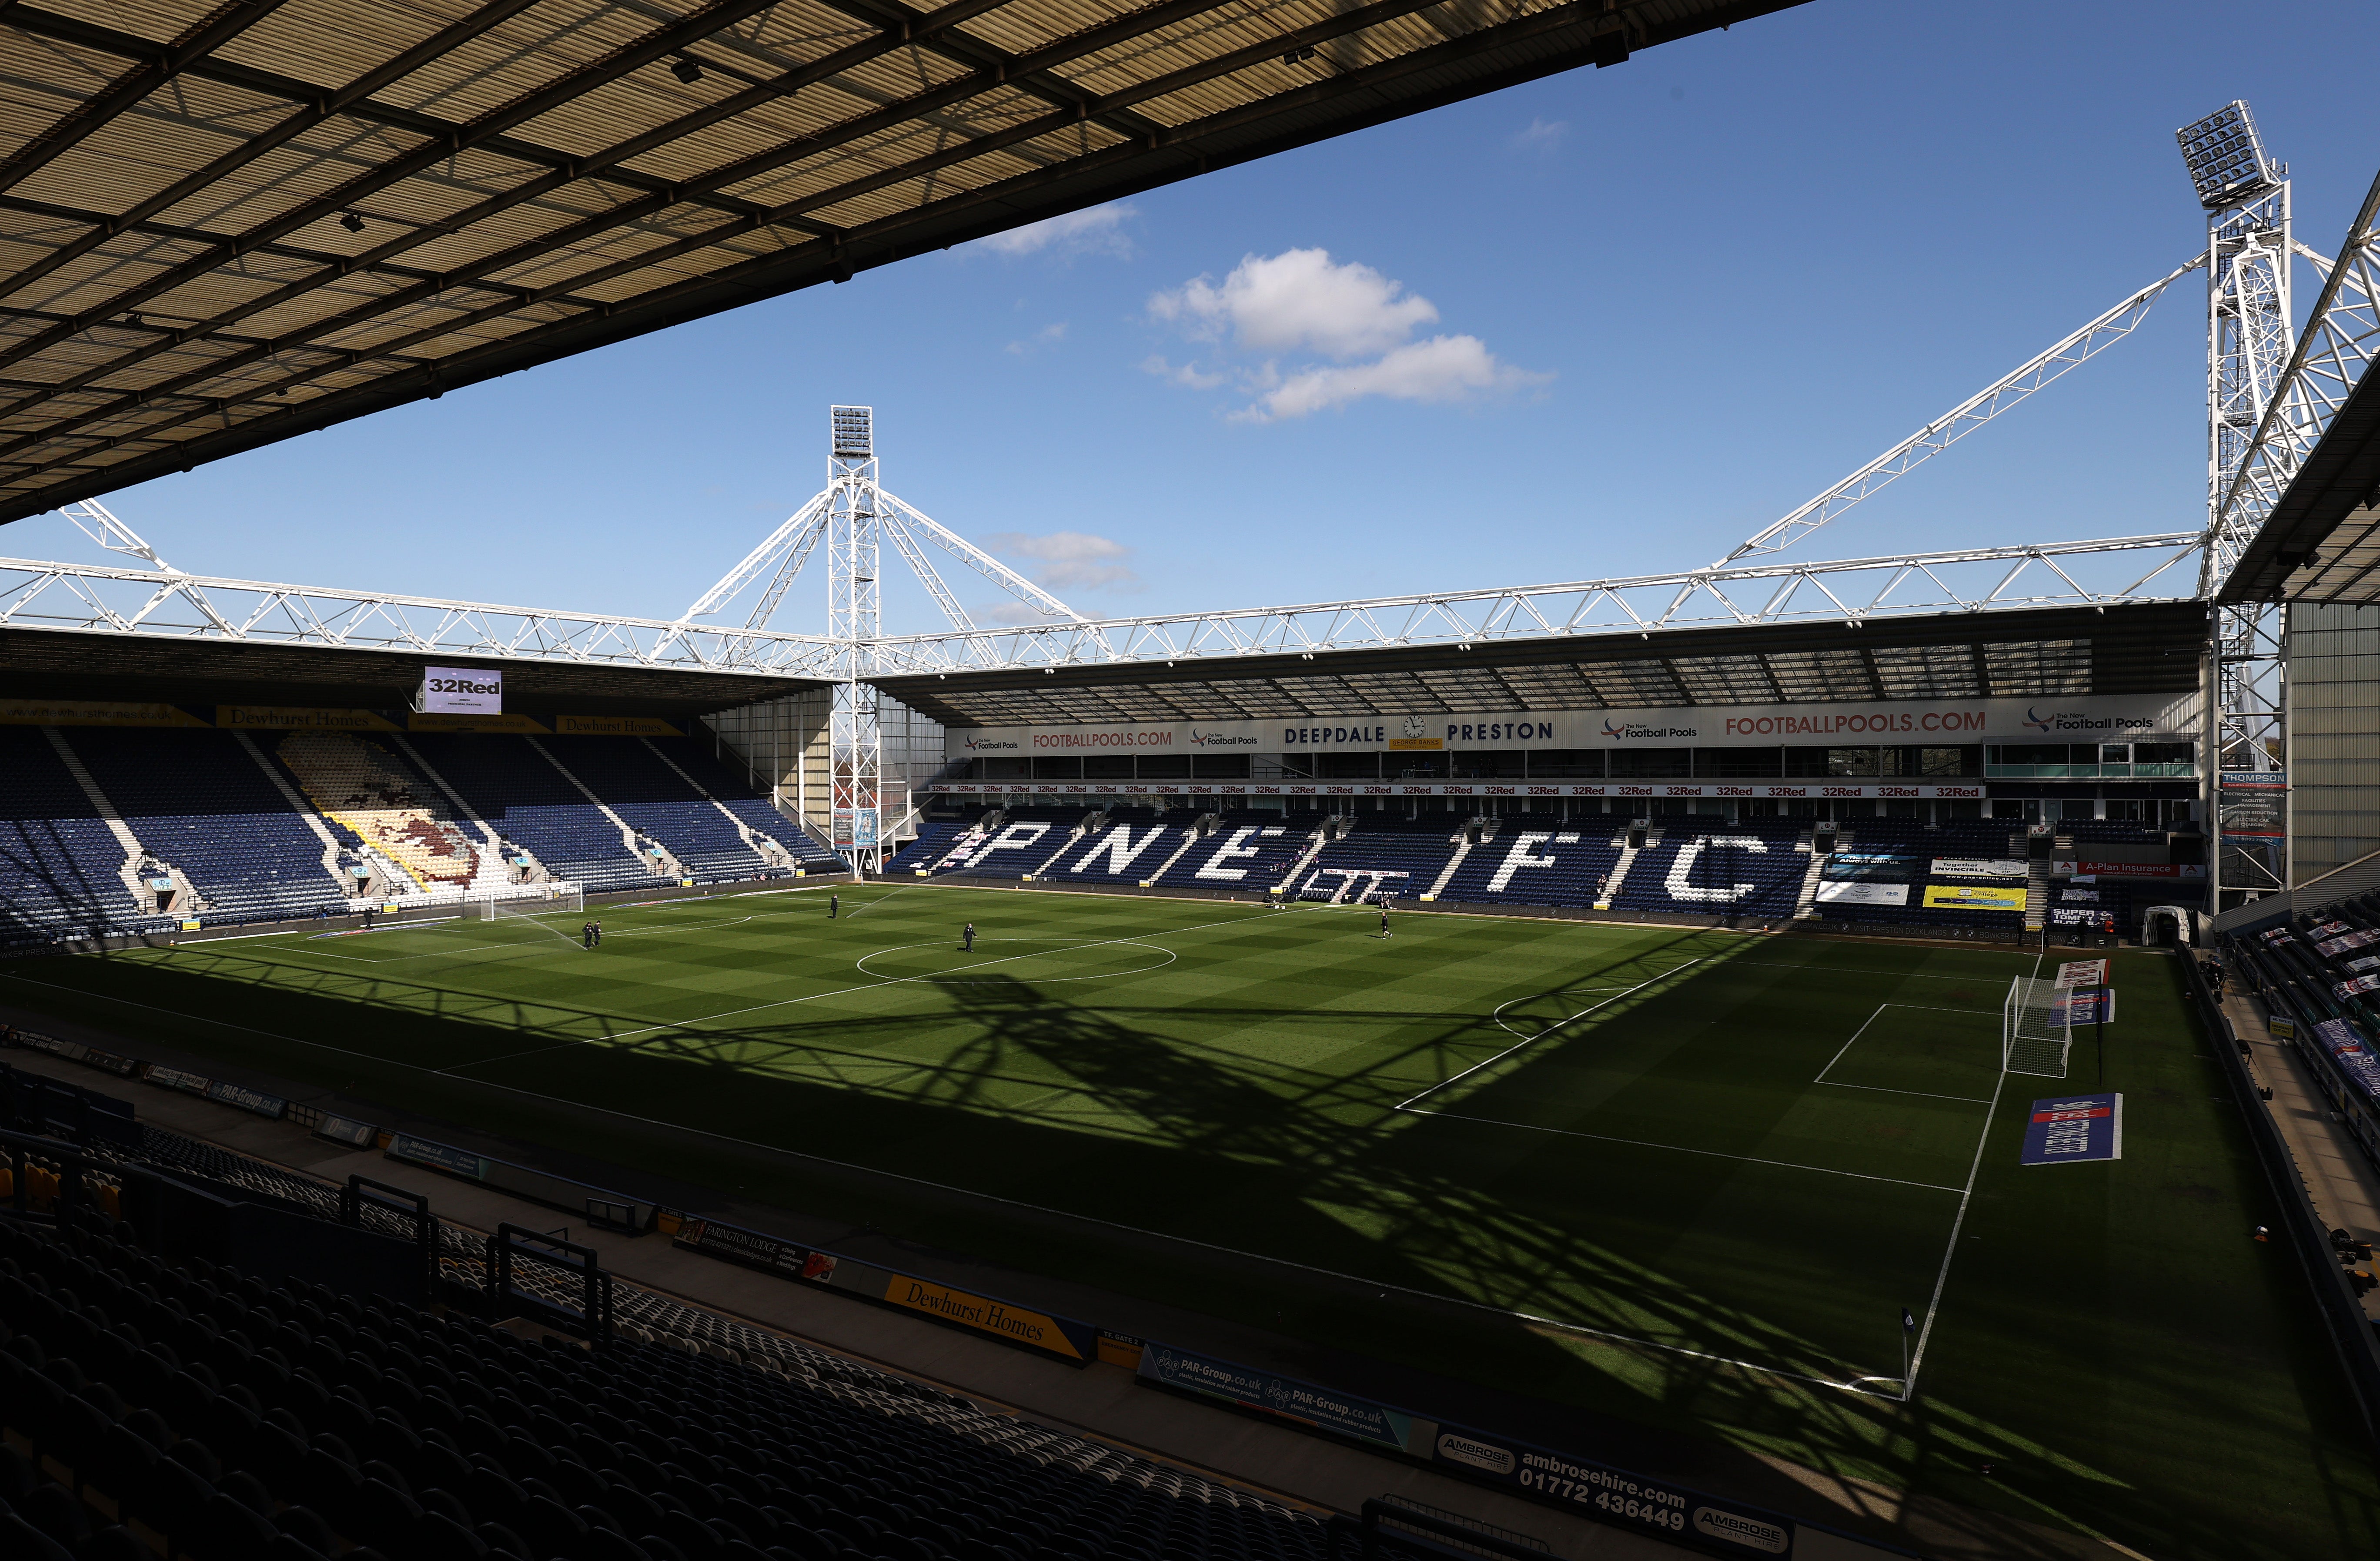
left=543, top=739, right=776, bottom=883
left=1153, top=815, right=1310, bottom=892
left=403, top=736, right=666, bottom=894
left=1611, top=822, right=1805, bottom=918
left=1041, top=811, right=1197, bottom=884
left=1297, top=818, right=1464, bottom=904
left=652, top=742, right=845, bottom=872
left=0, top=729, right=150, bottom=947
left=0, top=1214, right=1334, bottom=1561
left=1437, top=818, right=1620, bottom=908
left=64, top=729, right=341, bottom=926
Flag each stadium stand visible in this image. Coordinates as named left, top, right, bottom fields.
left=647, top=742, right=844, bottom=875
left=402, top=737, right=670, bottom=895
left=61, top=730, right=344, bottom=928
left=882, top=811, right=991, bottom=875
left=0, top=729, right=161, bottom=948
left=1152, top=816, right=1309, bottom=893
left=1428, top=818, right=1618, bottom=914
left=1040, top=811, right=1199, bottom=885
left=538, top=740, right=787, bottom=884
left=0, top=1079, right=1344, bottom=1561
left=1610, top=822, right=1805, bottom=919
left=921, top=808, right=1086, bottom=880
left=1296, top=817, right=1464, bottom=906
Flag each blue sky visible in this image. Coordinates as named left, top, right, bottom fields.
left=31, top=0, right=2377, bottom=635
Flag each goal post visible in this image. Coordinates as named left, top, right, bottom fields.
left=2003, top=975, right=2072, bottom=1078
left=479, top=885, right=583, bottom=921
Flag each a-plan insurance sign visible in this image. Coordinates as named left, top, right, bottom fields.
left=949, top=693, right=2197, bottom=759
left=419, top=666, right=502, bottom=714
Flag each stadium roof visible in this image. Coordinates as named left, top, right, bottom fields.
left=2217, top=355, right=2380, bottom=603
left=0, top=0, right=1800, bottom=524
left=874, top=600, right=2210, bottom=728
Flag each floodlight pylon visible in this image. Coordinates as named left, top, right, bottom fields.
left=826, top=407, right=886, bottom=872
left=2180, top=102, right=2294, bottom=906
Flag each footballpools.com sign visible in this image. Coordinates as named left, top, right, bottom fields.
left=417, top=666, right=502, bottom=714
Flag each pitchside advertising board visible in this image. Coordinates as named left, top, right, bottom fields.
left=1136, top=1343, right=1801, bottom=1554
left=2022, top=1094, right=2123, bottom=1166
left=949, top=693, right=2196, bottom=762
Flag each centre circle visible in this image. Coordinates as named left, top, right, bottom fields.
left=856, top=938, right=1177, bottom=984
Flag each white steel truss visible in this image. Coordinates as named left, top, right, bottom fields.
left=0, top=547, right=836, bottom=671
left=0, top=529, right=2202, bottom=681
left=1716, top=256, right=2205, bottom=566
left=2206, top=163, right=2380, bottom=590
left=855, top=533, right=2204, bottom=674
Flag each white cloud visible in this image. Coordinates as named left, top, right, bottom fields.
left=1510, top=117, right=1568, bottom=154
left=983, top=530, right=1141, bottom=593
left=1235, top=335, right=1549, bottom=422
left=1150, top=248, right=1437, bottom=360
left=1140, top=354, right=1227, bottom=390
left=976, top=203, right=1137, bottom=260
left=1146, top=247, right=1549, bottom=421
left=1006, top=322, right=1067, bottom=356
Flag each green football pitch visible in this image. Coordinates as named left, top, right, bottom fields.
left=4, top=884, right=2374, bottom=1559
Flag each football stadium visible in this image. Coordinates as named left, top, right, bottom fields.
left=1, top=5, right=2378, bottom=1561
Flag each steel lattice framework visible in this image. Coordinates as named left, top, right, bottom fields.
left=0, top=524, right=2206, bottom=679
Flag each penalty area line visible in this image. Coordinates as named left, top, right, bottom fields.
left=1394, top=960, right=1704, bottom=1112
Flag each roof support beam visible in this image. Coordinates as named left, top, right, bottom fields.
left=0, top=0, right=791, bottom=378
left=0, top=0, right=551, bottom=307
left=0, top=2, right=775, bottom=226
left=0, top=0, right=294, bottom=198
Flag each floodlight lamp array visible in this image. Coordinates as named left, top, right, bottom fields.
left=2178, top=102, right=2281, bottom=210
left=831, top=407, right=874, bottom=461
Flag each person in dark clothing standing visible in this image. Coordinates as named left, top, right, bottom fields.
left=962, top=921, right=976, bottom=952
left=830, top=894, right=839, bottom=919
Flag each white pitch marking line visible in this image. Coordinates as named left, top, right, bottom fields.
left=1409, top=1108, right=1968, bottom=1194
left=1811, top=1002, right=1997, bottom=1089
left=1896, top=943, right=2046, bottom=1400
left=1822, top=1083, right=1996, bottom=1105
left=1394, top=960, right=1706, bottom=1113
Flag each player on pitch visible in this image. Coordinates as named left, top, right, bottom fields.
left=962, top=921, right=976, bottom=953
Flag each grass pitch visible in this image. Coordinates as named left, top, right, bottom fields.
left=4, top=885, right=2373, bottom=1558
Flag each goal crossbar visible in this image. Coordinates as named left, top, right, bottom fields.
left=478, top=885, right=583, bottom=920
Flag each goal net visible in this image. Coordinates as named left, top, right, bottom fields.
left=2003, top=975, right=2072, bottom=1078
left=480, top=885, right=583, bottom=921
